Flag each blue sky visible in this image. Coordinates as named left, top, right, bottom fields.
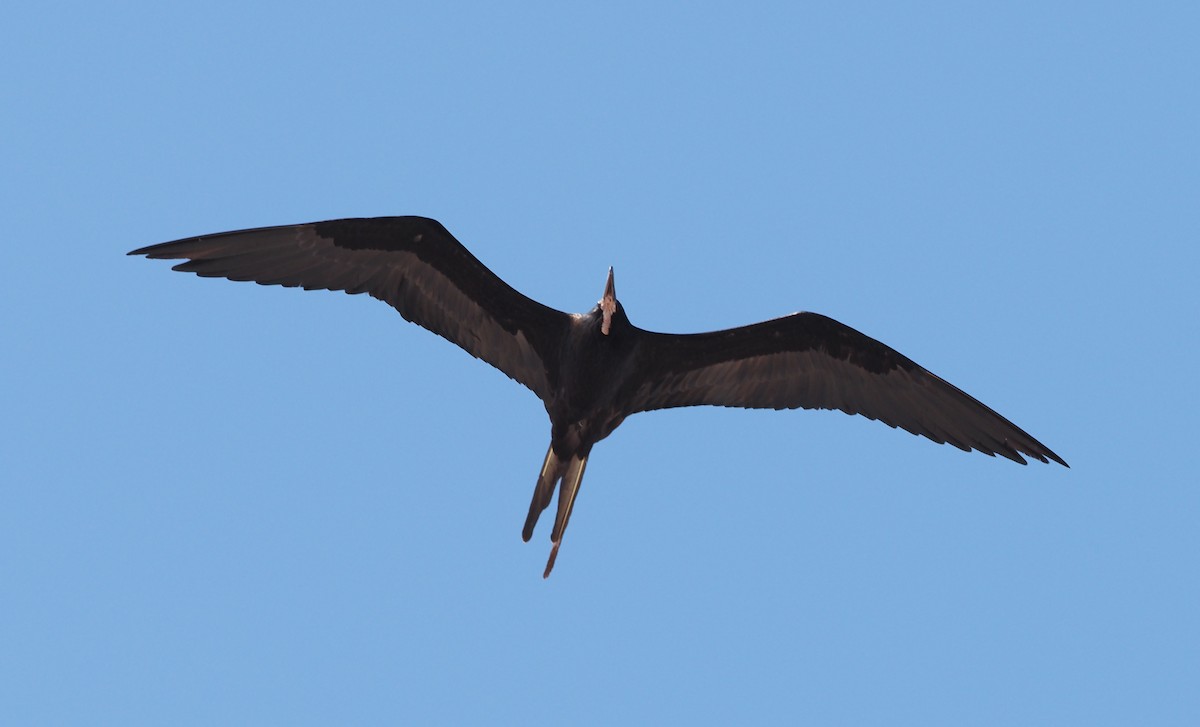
left=3, top=2, right=1197, bottom=724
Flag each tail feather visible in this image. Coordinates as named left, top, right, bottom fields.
left=543, top=454, right=588, bottom=579
left=522, top=445, right=591, bottom=578
left=522, top=444, right=560, bottom=542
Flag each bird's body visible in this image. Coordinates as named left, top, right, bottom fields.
left=131, top=216, right=1067, bottom=577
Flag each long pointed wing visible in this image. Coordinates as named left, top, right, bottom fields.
left=628, top=312, right=1067, bottom=466
left=130, top=217, right=570, bottom=400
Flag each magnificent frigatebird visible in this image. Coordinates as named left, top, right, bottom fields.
left=130, top=216, right=1067, bottom=577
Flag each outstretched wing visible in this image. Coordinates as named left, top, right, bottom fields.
left=130, top=217, right=570, bottom=400
left=628, top=312, right=1067, bottom=466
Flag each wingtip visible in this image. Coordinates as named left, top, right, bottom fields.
left=1027, top=449, right=1068, bottom=468
left=128, top=242, right=174, bottom=258
left=1023, top=439, right=1069, bottom=468
left=999, top=435, right=1068, bottom=469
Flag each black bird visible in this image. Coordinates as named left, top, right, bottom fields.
left=130, top=216, right=1067, bottom=577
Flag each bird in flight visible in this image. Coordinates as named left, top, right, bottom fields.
left=131, top=216, right=1067, bottom=577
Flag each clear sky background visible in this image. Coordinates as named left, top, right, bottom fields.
left=3, top=2, right=1197, bottom=724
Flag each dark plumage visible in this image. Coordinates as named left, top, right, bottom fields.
left=130, top=216, right=1067, bottom=577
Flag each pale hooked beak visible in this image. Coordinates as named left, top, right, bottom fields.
left=600, top=267, right=616, bottom=335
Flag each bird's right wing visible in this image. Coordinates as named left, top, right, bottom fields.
left=628, top=312, right=1066, bottom=466
left=130, top=217, right=571, bottom=400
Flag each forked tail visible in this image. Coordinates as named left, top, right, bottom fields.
left=522, top=444, right=589, bottom=578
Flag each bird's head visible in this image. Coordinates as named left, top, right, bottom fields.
left=600, top=267, right=617, bottom=335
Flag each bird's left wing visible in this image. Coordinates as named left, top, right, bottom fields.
left=130, top=217, right=570, bottom=400
left=627, top=312, right=1066, bottom=466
